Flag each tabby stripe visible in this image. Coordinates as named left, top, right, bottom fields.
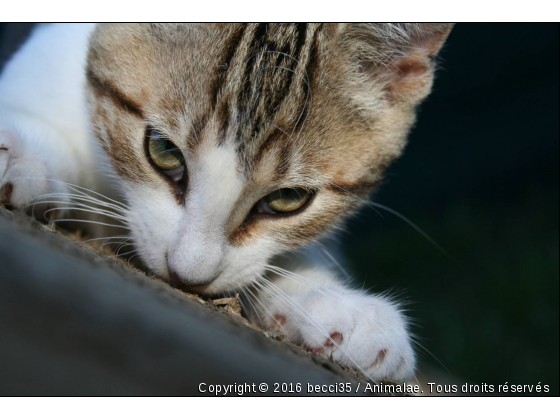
left=304, top=24, right=322, bottom=92
left=286, top=24, right=321, bottom=136
left=262, top=24, right=308, bottom=121
left=237, top=23, right=269, bottom=121
left=327, top=179, right=381, bottom=196
left=250, top=127, right=284, bottom=169
left=216, top=97, right=230, bottom=146
left=274, top=143, right=292, bottom=179
left=187, top=114, right=209, bottom=152
left=86, top=68, right=144, bottom=118
left=210, top=24, right=247, bottom=109
left=246, top=24, right=306, bottom=145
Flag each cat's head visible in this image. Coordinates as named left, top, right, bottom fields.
left=85, top=23, right=452, bottom=295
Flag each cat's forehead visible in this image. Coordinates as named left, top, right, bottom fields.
left=87, top=23, right=400, bottom=192
left=85, top=22, right=452, bottom=252
left=159, top=24, right=326, bottom=172
left=89, top=24, right=332, bottom=170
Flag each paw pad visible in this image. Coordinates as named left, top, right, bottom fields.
left=272, top=314, right=286, bottom=328
left=309, top=332, right=344, bottom=355
left=324, top=332, right=343, bottom=348
left=374, top=349, right=387, bottom=366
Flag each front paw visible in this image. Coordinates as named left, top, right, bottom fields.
left=267, top=289, right=416, bottom=382
left=0, top=128, right=68, bottom=217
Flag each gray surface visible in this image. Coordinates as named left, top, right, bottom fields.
left=0, top=207, right=377, bottom=396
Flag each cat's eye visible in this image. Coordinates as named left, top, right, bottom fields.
left=147, top=129, right=185, bottom=182
left=256, top=188, right=312, bottom=214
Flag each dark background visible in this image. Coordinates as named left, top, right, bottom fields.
left=341, top=23, right=559, bottom=395
left=1, top=23, right=558, bottom=395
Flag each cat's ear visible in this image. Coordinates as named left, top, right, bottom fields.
left=338, top=23, right=454, bottom=103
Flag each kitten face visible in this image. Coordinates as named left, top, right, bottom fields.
left=85, top=23, right=452, bottom=294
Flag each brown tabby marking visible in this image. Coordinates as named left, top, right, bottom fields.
left=85, top=23, right=453, bottom=250
left=87, top=68, right=144, bottom=118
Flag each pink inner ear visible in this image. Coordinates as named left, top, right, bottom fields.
left=386, top=25, right=453, bottom=100
left=388, top=51, right=432, bottom=98
left=394, top=54, right=430, bottom=79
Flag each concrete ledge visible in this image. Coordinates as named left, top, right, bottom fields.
left=0, top=207, right=396, bottom=396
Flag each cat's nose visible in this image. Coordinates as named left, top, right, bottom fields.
left=166, top=218, right=225, bottom=286
left=167, top=265, right=217, bottom=287
left=166, top=249, right=222, bottom=287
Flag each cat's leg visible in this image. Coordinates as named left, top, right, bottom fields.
left=253, top=265, right=416, bottom=382
left=0, top=117, right=74, bottom=214
left=0, top=24, right=99, bottom=216
left=0, top=113, right=119, bottom=244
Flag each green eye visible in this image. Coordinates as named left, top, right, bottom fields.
left=147, top=130, right=185, bottom=181
left=259, top=188, right=311, bottom=214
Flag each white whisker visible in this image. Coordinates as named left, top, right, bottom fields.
left=239, top=288, right=264, bottom=327
left=80, top=235, right=131, bottom=244
left=34, top=203, right=127, bottom=223
left=36, top=192, right=128, bottom=214
left=11, top=176, right=130, bottom=210
left=47, top=219, right=128, bottom=229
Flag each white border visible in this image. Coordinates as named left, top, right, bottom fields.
left=1, top=1, right=560, bottom=22
left=1, top=396, right=559, bottom=420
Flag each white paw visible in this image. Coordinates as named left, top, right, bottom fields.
left=0, top=127, right=68, bottom=217
left=264, top=288, right=415, bottom=382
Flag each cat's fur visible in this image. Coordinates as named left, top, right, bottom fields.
left=0, top=23, right=453, bottom=382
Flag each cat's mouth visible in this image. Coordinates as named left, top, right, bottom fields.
left=163, top=274, right=212, bottom=295
left=184, top=283, right=214, bottom=296
left=163, top=268, right=223, bottom=296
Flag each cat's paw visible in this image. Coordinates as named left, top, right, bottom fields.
left=266, top=289, right=415, bottom=382
left=0, top=127, right=68, bottom=217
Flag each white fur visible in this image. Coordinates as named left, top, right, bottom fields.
left=257, top=266, right=415, bottom=382
left=126, top=144, right=279, bottom=294
left=0, top=24, right=99, bottom=209
left=0, top=23, right=416, bottom=382
left=170, top=145, right=244, bottom=284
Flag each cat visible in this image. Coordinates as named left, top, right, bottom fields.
left=0, top=23, right=453, bottom=383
